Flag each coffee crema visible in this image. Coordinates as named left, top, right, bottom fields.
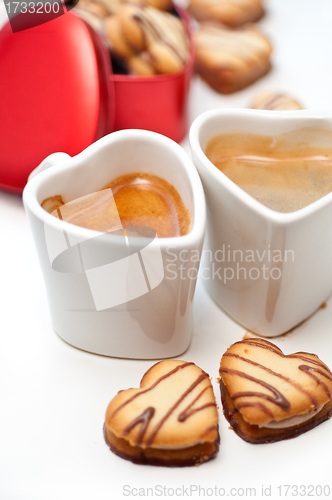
left=205, top=128, right=332, bottom=213
left=41, top=172, right=191, bottom=238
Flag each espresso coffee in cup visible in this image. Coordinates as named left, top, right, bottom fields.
left=205, top=128, right=332, bottom=213
left=42, top=172, right=191, bottom=237
left=190, top=110, right=332, bottom=337
left=25, top=129, right=206, bottom=358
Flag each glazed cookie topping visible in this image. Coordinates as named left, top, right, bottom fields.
left=104, top=360, right=219, bottom=466
left=194, top=23, right=272, bottom=93
left=189, top=0, right=264, bottom=28
left=219, top=338, right=332, bottom=443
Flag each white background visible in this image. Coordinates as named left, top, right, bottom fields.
left=1, top=1, right=332, bottom=499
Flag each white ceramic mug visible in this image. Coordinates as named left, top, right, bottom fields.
left=190, top=109, right=332, bottom=337
left=23, top=130, right=205, bottom=358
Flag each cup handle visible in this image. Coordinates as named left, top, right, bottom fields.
left=28, top=152, right=72, bottom=182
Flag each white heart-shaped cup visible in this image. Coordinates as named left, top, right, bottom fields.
left=23, top=130, right=205, bottom=358
left=190, top=109, right=332, bottom=337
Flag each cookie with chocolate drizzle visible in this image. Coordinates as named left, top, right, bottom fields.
left=104, top=360, right=219, bottom=466
left=251, top=91, right=303, bottom=110
left=105, top=4, right=188, bottom=75
left=219, top=338, right=332, bottom=443
left=194, top=23, right=272, bottom=94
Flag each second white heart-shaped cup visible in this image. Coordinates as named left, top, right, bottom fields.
left=190, top=109, right=332, bottom=337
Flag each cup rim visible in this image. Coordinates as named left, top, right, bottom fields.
left=189, top=108, right=332, bottom=224
left=23, top=129, right=206, bottom=248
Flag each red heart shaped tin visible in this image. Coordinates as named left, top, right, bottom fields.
left=0, top=7, right=193, bottom=192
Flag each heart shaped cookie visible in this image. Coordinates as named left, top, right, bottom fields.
left=104, top=360, right=219, bottom=466
left=219, top=338, right=332, bottom=443
left=251, top=91, right=303, bottom=111
left=194, top=24, right=272, bottom=94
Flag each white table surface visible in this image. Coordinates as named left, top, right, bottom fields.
left=2, top=1, right=332, bottom=499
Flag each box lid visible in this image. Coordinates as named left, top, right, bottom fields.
left=0, top=11, right=114, bottom=192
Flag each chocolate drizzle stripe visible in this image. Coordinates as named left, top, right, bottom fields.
left=299, top=365, right=332, bottom=398
left=178, top=386, right=209, bottom=422
left=233, top=340, right=332, bottom=376
left=110, top=362, right=194, bottom=420
left=146, top=373, right=208, bottom=446
left=133, top=13, right=186, bottom=63
left=289, top=354, right=332, bottom=374
left=220, top=368, right=290, bottom=410
left=223, top=352, right=317, bottom=406
left=234, top=339, right=283, bottom=355
left=123, top=407, right=155, bottom=446
left=259, top=94, right=283, bottom=109
left=178, top=403, right=216, bottom=422
left=234, top=340, right=331, bottom=378
left=177, top=386, right=216, bottom=422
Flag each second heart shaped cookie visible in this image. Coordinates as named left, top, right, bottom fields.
left=104, top=360, right=219, bottom=466
left=219, top=338, right=332, bottom=443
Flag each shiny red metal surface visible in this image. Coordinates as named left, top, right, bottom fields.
left=0, top=6, right=192, bottom=192
left=0, top=12, right=112, bottom=192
